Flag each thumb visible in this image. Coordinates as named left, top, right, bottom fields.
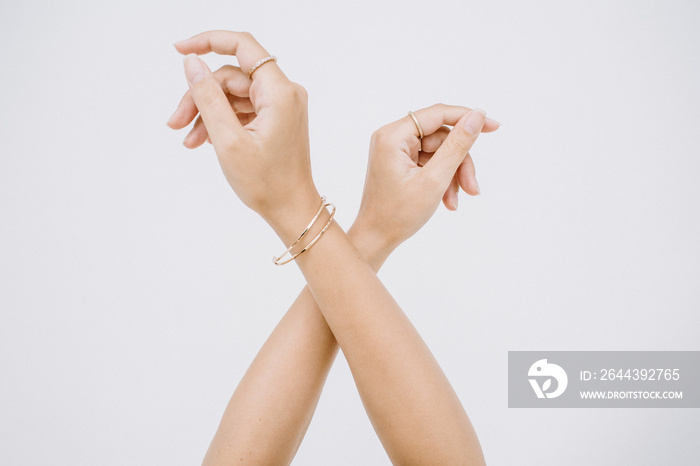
left=424, top=108, right=486, bottom=189
left=183, top=54, right=243, bottom=146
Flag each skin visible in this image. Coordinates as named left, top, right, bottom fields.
left=167, top=30, right=500, bottom=465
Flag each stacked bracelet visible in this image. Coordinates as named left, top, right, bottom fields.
left=273, top=197, right=336, bottom=266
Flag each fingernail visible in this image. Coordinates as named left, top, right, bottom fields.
left=183, top=134, right=191, bottom=147
left=454, top=193, right=459, bottom=210
left=166, top=114, right=175, bottom=127
left=486, top=116, right=501, bottom=127
left=475, top=178, right=481, bottom=195
left=184, top=54, right=206, bottom=85
left=463, top=108, right=486, bottom=135
left=173, top=39, right=189, bottom=48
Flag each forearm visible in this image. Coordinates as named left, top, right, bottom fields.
left=202, top=286, right=337, bottom=465
left=202, top=224, right=390, bottom=466
left=272, top=211, right=484, bottom=465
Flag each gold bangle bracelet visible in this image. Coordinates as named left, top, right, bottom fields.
left=272, top=196, right=326, bottom=265
left=273, top=201, right=336, bottom=266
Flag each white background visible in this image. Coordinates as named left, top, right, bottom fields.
left=2, top=0, right=699, bottom=464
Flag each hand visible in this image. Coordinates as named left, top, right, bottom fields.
left=167, top=31, right=320, bottom=227
left=351, top=104, right=501, bottom=255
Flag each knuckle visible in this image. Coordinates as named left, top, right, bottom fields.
left=240, top=31, right=261, bottom=47
left=217, top=64, right=236, bottom=75
left=278, top=82, right=305, bottom=106
left=279, top=85, right=296, bottom=105
left=370, top=127, right=389, bottom=146
left=445, top=130, right=474, bottom=154
left=213, top=66, right=233, bottom=86
left=293, top=83, right=308, bottom=101
left=281, top=82, right=296, bottom=95
left=194, top=83, right=221, bottom=108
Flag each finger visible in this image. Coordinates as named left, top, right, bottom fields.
left=184, top=106, right=258, bottom=149
left=424, top=109, right=486, bottom=189
left=167, top=65, right=252, bottom=129
left=183, top=54, right=245, bottom=147
left=174, top=30, right=286, bottom=83
left=183, top=115, right=208, bottom=148
left=420, top=126, right=450, bottom=153
left=484, top=117, right=501, bottom=132
left=219, top=65, right=252, bottom=97
left=167, top=91, right=196, bottom=130
left=400, top=104, right=499, bottom=139
left=169, top=93, right=254, bottom=131
left=442, top=173, right=460, bottom=211
left=456, top=153, right=480, bottom=196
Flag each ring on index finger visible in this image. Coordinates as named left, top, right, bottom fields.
left=408, top=110, right=424, bottom=153
left=248, top=55, right=277, bottom=79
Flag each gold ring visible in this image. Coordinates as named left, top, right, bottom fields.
left=248, top=55, right=277, bottom=79
left=408, top=110, right=424, bottom=152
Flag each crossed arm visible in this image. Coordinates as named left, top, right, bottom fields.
left=197, top=231, right=385, bottom=466
left=167, top=30, right=499, bottom=466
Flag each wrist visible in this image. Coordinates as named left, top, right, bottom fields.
left=347, top=222, right=396, bottom=272
left=264, top=190, right=325, bottom=247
